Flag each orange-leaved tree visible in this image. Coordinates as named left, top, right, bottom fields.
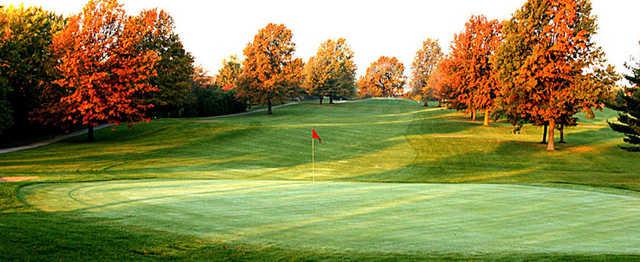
left=303, top=38, right=356, bottom=104
left=237, top=23, right=304, bottom=114
left=410, top=38, right=443, bottom=106
left=358, top=56, right=406, bottom=97
left=34, top=0, right=159, bottom=141
left=428, top=55, right=458, bottom=107
left=446, top=15, right=502, bottom=124
left=493, top=0, right=617, bottom=150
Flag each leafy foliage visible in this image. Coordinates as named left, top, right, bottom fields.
left=184, top=66, right=246, bottom=117
left=237, top=23, right=304, bottom=114
left=135, top=9, right=195, bottom=118
left=410, top=38, right=443, bottom=105
left=215, top=55, right=241, bottom=91
left=303, top=38, right=357, bottom=103
left=358, top=56, right=406, bottom=97
left=0, top=5, right=63, bottom=135
left=439, top=15, right=502, bottom=123
left=33, top=0, right=159, bottom=140
left=607, top=56, right=640, bottom=151
left=493, top=0, right=617, bottom=150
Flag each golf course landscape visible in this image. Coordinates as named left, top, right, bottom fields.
left=1, top=99, right=639, bottom=260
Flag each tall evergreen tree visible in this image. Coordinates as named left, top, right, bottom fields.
left=608, top=57, right=640, bottom=152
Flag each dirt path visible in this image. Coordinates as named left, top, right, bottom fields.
left=200, top=101, right=300, bottom=119
left=0, top=176, right=39, bottom=182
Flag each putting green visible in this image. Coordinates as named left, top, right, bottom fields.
left=21, top=179, right=640, bottom=255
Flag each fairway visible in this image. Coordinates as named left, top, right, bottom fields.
left=22, top=179, right=640, bottom=255
left=2, top=99, right=640, bottom=260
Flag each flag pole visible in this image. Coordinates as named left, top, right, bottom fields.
left=312, top=137, right=315, bottom=184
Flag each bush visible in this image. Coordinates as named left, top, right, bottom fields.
left=183, top=87, right=246, bottom=117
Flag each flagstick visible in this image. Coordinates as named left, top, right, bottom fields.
left=312, top=137, right=315, bottom=184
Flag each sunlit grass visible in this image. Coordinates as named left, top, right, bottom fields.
left=1, top=99, right=639, bottom=260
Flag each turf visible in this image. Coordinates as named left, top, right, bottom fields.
left=21, top=179, right=640, bottom=255
left=1, top=99, right=640, bottom=260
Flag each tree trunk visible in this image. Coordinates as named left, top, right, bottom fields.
left=329, top=95, right=333, bottom=104
left=471, top=110, right=477, bottom=121
left=559, top=124, right=566, bottom=143
left=541, top=123, right=548, bottom=144
left=267, top=99, right=272, bottom=115
left=483, top=109, right=490, bottom=126
left=547, top=119, right=556, bottom=151
left=424, top=100, right=429, bottom=107
left=88, top=125, right=95, bottom=142
left=319, top=96, right=323, bottom=104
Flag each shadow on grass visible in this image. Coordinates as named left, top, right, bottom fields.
left=2, top=206, right=639, bottom=261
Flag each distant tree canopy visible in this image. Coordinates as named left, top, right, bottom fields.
left=493, top=0, right=617, bottom=150
left=237, top=23, right=304, bottom=114
left=33, top=0, right=159, bottom=141
left=410, top=38, right=443, bottom=106
left=358, top=56, right=406, bottom=97
left=303, top=38, right=357, bottom=104
left=0, top=5, right=63, bottom=135
left=136, top=8, right=195, bottom=118
left=215, top=55, right=241, bottom=91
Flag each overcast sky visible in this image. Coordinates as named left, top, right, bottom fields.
left=4, top=0, right=639, bottom=78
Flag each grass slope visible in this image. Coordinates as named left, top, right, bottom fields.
left=1, top=99, right=639, bottom=260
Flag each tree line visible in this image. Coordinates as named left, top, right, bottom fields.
left=0, top=1, right=246, bottom=142
left=1, top=0, right=638, bottom=151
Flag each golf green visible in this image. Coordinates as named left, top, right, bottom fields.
left=21, top=179, right=640, bottom=255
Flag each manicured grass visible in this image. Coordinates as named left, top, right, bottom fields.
left=21, top=179, right=640, bottom=255
left=1, top=99, right=639, bottom=260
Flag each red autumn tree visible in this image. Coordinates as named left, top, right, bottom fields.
left=493, top=0, right=617, bottom=150
left=34, top=0, right=159, bottom=141
left=358, top=56, right=406, bottom=97
left=445, top=15, right=502, bottom=124
left=237, top=23, right=304, bottom=114
left=428, top=55, right=458, bottom=107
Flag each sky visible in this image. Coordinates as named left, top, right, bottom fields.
left=3, top=0, right=639, bottom=79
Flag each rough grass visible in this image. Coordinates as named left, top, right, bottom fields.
left=1, top=99, right=639, bottom=260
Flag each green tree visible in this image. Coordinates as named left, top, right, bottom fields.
left=410, top=38, right=443, bottom=106
left=0, top=9, right=11, bottom=134
left=607, top=57, right=640, bottom=152
left=136, top=9, right=194, bottom=117
left=215, top=55, right=241, bottom=91
left=0, top=5, right=63, bottom=134
left=303, top=38, right=356, bottom=104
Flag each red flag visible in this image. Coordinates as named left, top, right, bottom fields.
left=311, top=128, right=322, bottom=143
